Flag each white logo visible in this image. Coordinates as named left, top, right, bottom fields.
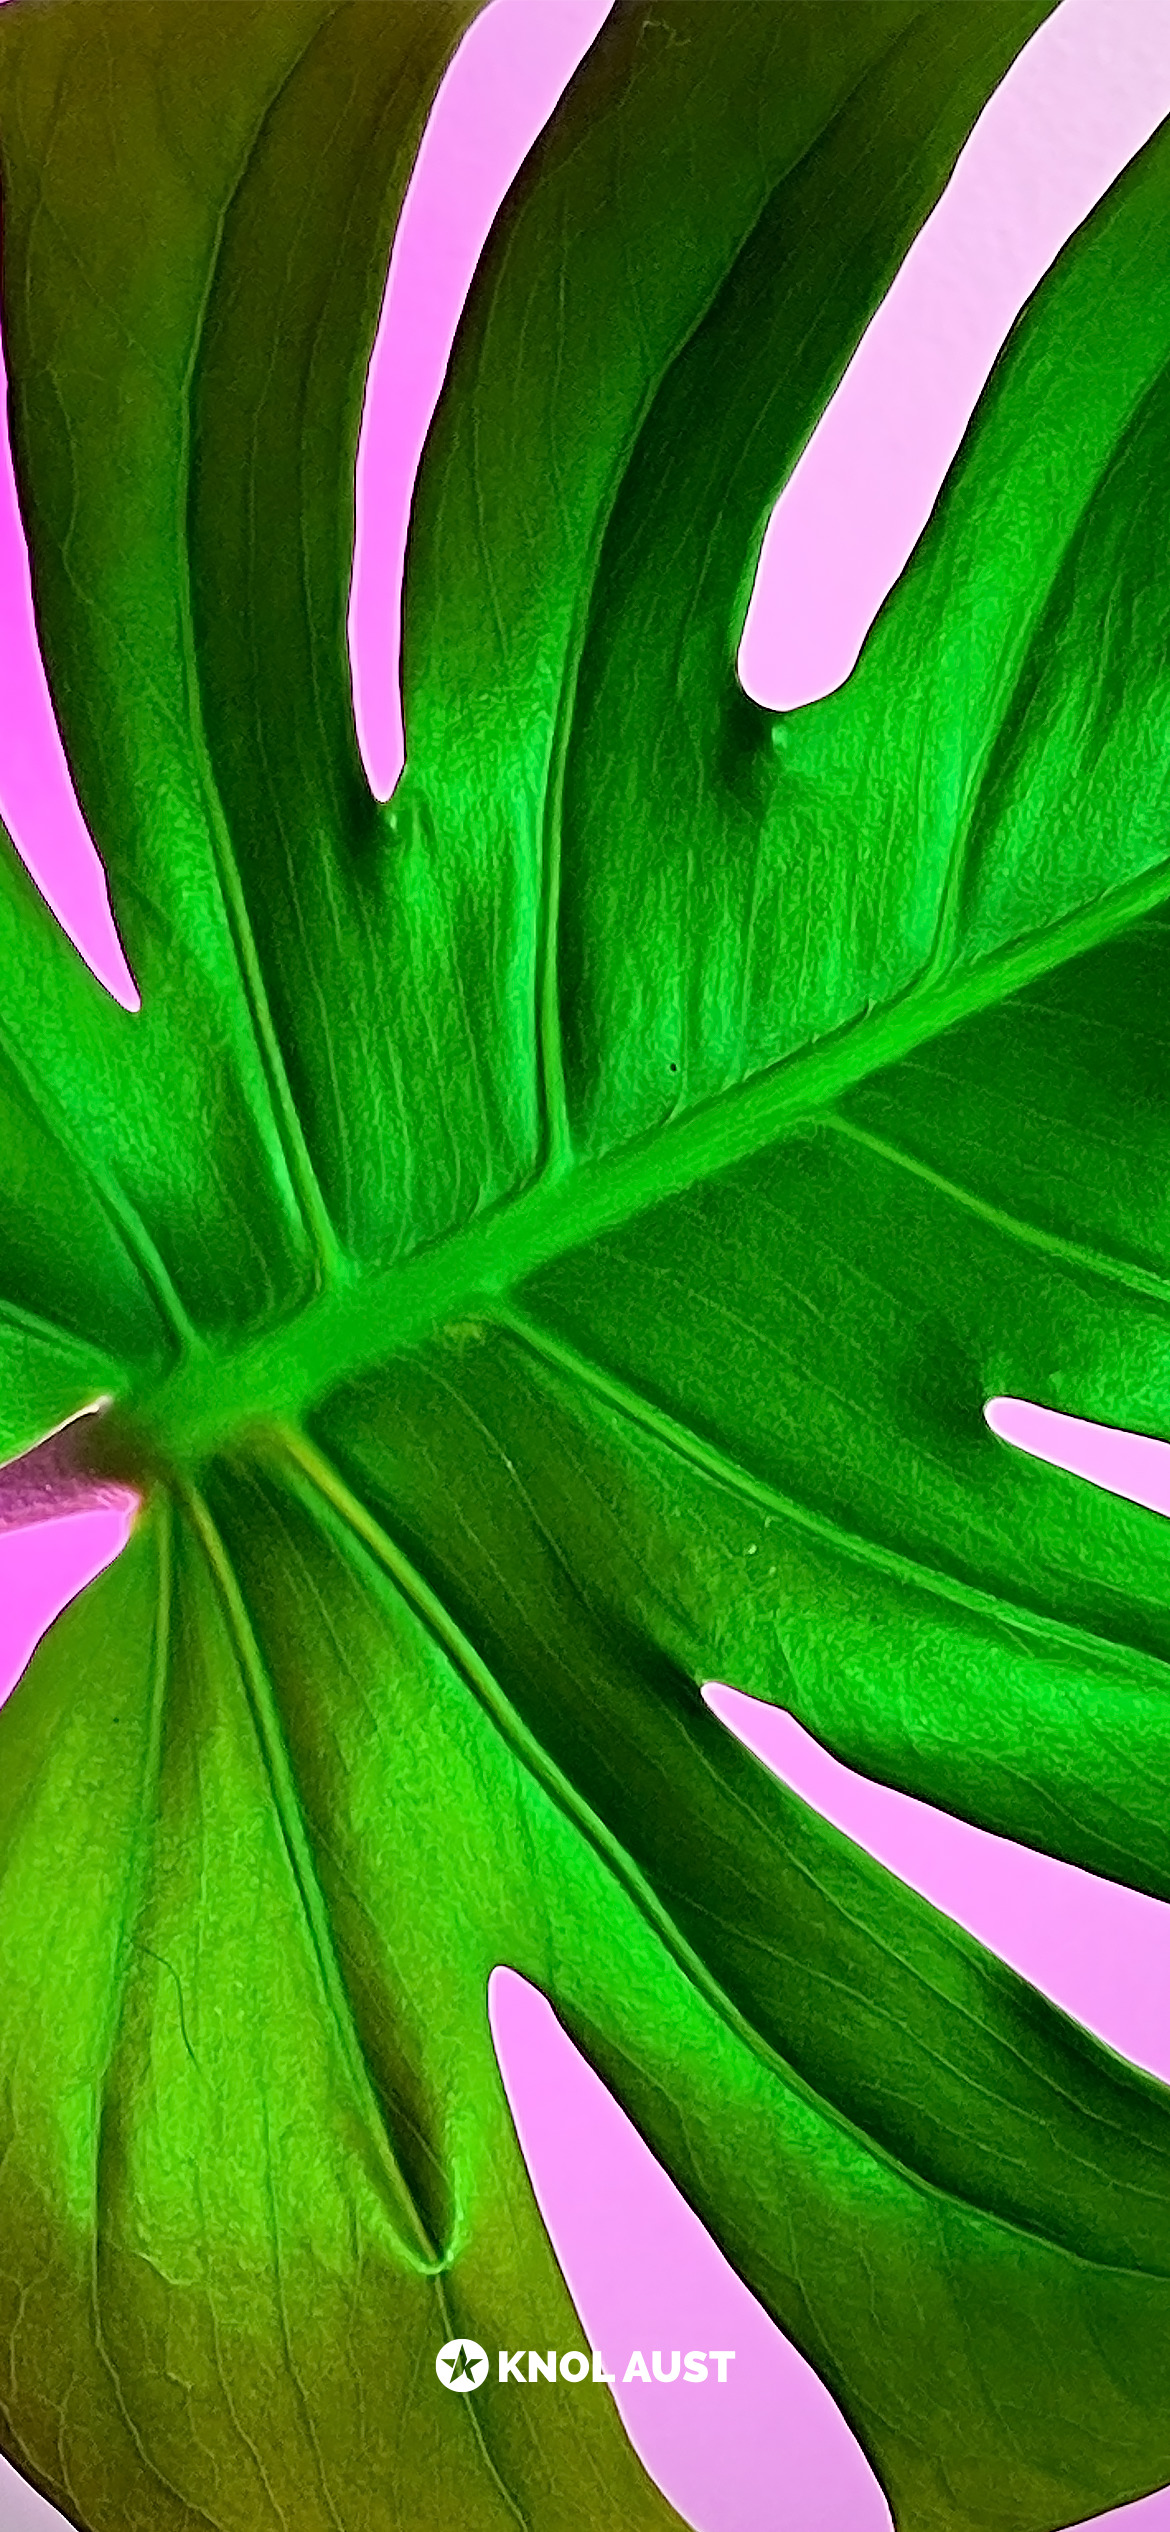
left=436, top=2341, right=735, bottom=2390
left=435, top=2338, right=490, bottom=2393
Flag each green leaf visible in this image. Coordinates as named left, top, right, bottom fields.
left=3, top=3, right=1170, bottom=2528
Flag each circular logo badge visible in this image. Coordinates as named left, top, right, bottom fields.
left=435, top=2339, right=490, bottom=2393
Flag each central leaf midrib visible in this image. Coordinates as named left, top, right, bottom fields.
left=124, top=841, right=1170, bottom=1471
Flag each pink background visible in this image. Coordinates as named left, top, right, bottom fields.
left=3, top=2, right=1170, bottom=2524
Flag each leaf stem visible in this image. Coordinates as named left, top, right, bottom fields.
left=117, top=837, right=1170, bottom=1472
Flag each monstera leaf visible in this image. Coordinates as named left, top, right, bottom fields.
left=4, top=0, right=1170, bottom=2524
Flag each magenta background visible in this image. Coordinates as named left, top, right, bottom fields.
left=3, top=3, right=1170, bottom=2525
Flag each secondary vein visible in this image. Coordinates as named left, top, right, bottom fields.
left=492, top=1300, right=1170, bottom=1687
left=823, top=1112, right=1170, bottom=1308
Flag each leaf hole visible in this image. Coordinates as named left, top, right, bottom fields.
left=704, top=1687, right=1170, bottom=2089
left=985, top=1394, right=1170, bottom=1522
left=737, top=0, right=1170, bottom=715
left=348, top=0, right=612, bottom=802
left=488, top=1965, right=891, bottom=2532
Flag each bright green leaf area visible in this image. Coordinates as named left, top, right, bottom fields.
left=3, top=2, right=1170, bottom=2526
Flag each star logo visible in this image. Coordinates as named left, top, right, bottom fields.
left=435, top=2338, right=490, bottom=2393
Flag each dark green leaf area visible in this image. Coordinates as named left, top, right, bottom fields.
left=0, top=847, right=168, bottom=1458
left=0, top=0, right=506, bottom=1306
left=844, top=911, right=1170, bottom=1296
left=184, top=0, right=542, bottom=1263
left=0, top=816, right=317, bottom=1406
left=0, top=1492, right=687, bottom=2532
left=0, top=6, right=353, bottom=1342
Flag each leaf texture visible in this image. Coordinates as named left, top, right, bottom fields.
left=3, top=3, right=1170, bottom=2528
